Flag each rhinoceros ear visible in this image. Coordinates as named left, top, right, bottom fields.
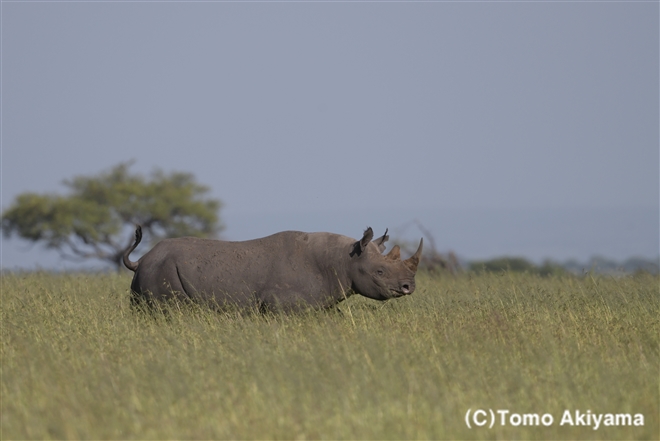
left=351, top=227, right=374, bottom=257
left=359, top=227, right=374, bottom=250
left=385, top=244, right=401, bottom=261
left=404, top=238, right=424, bottom=272
left=373, top=228, right=389, bottom=253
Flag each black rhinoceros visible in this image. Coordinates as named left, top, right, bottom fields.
left=123, top=226, right=422, bottom=312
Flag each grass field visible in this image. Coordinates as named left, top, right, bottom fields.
left=1, top=271, right=658, bottom=440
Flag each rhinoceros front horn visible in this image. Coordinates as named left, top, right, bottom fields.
left=404, top=238, right=423, bottom=272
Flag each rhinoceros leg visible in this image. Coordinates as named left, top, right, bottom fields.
left=130, top=263, right=192, bottom=311
left=257, top=289, right=302, bottom=313
left=257, top=287, right=337, bottom=313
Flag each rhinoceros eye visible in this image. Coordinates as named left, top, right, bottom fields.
left=376, top=269, right=384, bottom=276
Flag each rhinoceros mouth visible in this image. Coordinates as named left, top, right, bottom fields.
left=389, top=287, right=412, bottom=297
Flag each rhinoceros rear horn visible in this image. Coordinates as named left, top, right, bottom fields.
left=404, top=238, right=424, bottom=272
left=386, top=244, right=401, bottom=261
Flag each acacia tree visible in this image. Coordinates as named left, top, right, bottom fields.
left=2, top=162, right=223, bottom=271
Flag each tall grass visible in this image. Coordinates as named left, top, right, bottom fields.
left=1, top=271, right=658, bottom=440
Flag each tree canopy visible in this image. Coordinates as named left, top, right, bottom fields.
left=2, top=162, right=222, bottom=270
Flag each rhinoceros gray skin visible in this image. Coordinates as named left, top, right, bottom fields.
left=123, top=226, right=423, bottom=312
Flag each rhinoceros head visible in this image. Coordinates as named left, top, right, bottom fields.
left=347, top=227, right=423, bottom=301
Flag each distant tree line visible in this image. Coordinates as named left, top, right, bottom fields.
left=468, top=257, right=567, bottom=277
left=458, top=256, right=657, bottom=276
left=394, top=221, right=658, bottom=277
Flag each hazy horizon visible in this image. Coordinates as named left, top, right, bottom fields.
left=3, top=201, right=657, bottom=271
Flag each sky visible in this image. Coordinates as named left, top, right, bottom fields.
left=1, top=0, right=658, bottom=271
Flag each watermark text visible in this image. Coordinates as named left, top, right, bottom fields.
left=465, top=409, right=644, bottom=430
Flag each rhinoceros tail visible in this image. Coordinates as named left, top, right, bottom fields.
left=123, top=225, right=143, bottom=272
